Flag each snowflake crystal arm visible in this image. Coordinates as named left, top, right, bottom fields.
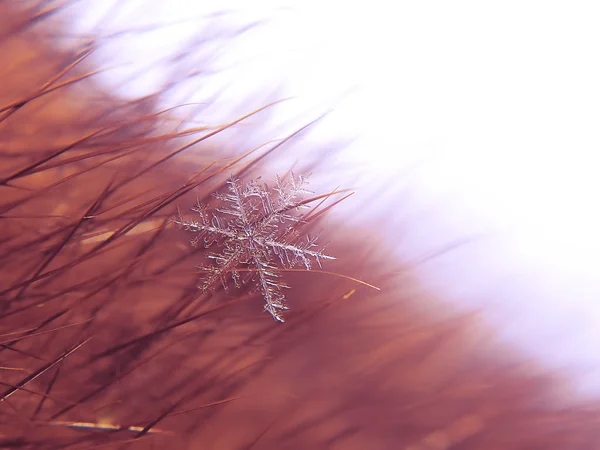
left=174, top=174, right=336, bottom=322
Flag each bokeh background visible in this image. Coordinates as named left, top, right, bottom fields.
left=3, top=2, right=600, bottom=449
left=67, top=0, right=600, bottom=397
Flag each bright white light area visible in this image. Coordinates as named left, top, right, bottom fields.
left=69, top=1, right=600, bottom=399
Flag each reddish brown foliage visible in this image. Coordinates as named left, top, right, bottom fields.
left=1, top=3, right=599, bottom=449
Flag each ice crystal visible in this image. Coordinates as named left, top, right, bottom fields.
left=175, top=174, right=335, bottom=322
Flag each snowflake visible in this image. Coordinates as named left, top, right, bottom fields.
left=174, top=174, right=335, bottom=322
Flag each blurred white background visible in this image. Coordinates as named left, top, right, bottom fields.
left=68, top=0, right=600, bottom=398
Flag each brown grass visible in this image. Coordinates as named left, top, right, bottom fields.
left=1, top=2, right=600, bottom=449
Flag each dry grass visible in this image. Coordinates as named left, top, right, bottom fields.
left=1, top=2, right=600, bottom=449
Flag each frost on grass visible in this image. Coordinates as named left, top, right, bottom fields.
left=175, top=174, right=335, bottom=322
